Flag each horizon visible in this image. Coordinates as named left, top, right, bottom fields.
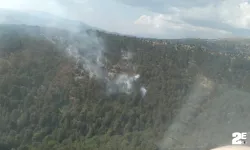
left=1, top=13, right=250, bottom=41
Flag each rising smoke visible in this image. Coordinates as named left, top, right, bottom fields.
left=65, top=30, right=145, bottom=95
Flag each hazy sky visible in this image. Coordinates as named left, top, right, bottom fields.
left=1, top=0, right=250, bottom=39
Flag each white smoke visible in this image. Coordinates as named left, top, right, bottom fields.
left=63, top=30, right=107, bottom=79
left=121, top=49, right=133, bottom=60
left=140, top=86, right=147, bottom=97
left=112, top=74, right=140, bottom=94
left=64, top=31, right=143, bottom=95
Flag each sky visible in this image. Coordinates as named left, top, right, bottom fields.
left=1, top=0, right=250, bottom=39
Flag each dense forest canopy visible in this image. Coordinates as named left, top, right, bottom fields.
left=1, top=24, right=250, bottom=150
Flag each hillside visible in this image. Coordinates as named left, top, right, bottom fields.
left=1, top=24, right=250, bottom=150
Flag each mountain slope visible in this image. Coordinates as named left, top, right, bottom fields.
left=1, top=24, right=250, bottom=150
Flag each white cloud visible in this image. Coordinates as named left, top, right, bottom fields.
left=129, top=0, right=250, bottom=30
left=134, top=13, right=232, bottom=38
left=117, top=0, right=250, bottom=38
left=178, top=0, right=250, bottom=29
left=134, top=14, right=172, bottom=28
left=224, top=1, right=250, bottom=28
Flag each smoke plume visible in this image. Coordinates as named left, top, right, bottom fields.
left=64, top=30, right=144, bottom=95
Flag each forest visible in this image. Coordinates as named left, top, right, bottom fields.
left=1, top=24, right=250, bottom=150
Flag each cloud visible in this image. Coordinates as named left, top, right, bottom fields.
left=134, top=14, right=169, bottom=28
left=177, top=0, right=250, bottom=29
left=120, top=0, right=250, bottom=38
left=134, top=13, right=232, bottom=39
